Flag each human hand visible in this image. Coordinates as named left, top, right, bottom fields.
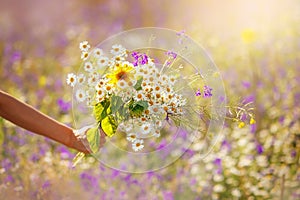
left=72, top=126, right=106, bottom=154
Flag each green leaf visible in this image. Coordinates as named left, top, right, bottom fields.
left=134, top=77, right=143, bottom=90
left=93, top=100, right=110, bottom=122
left=111, top=95, right=124, bottom=114
left=101, top=115, right=117, bottom=137
left=129, top=100, right=148, bottom=117
left=136, top=100, right=148, bottom=109
left=86, top=126, right=100, bottom=153
left=72, top=152, right=85, bottom=167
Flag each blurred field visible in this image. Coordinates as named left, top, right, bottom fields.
left=0, top=0, right=300, bottom=199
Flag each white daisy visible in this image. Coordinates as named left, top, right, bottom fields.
left=66, top=73, right=77, bottom=87
left=153, top=130, right=161, bottom=138
left=126, top=133, right=137, bottom=142
left=93, top=48, right=104, bottom=58
left=96, top=88, right=105, bottom=98
left=95, top=78, right=108, bottom=90
left=117, top=79, right=128, bottom=89
left=155, top=120, right=163, bottom=129
left=104, top=83, right=114, bottom=94
left=81, top=51, right=89, bottom=60
left=75, top=89, right=86, bottom=102
left=84, top=62, right=94, bottom=72
left=79, top=41, right=90, bottom=52
left=88, top=75, right=98, bottom=86
left=134, top=91, right=145, bottom=101
left=97, top=56, right=109, bottom=68
left=77, top=74, right=86, bottom=85
left=111, top=44, right=126, bottom=56
left=132, top=139, right=144, bottom=151
left=141, top=123, right=152, bottom=135
left=112, top=55, right=126, bottom=62
left=168, top=75, right=177, bottom=85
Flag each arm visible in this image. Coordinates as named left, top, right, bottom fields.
left=0, top=90, right=99, bottom=154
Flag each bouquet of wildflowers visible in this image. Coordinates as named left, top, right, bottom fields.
left=67, top=41, right=195, bottom=154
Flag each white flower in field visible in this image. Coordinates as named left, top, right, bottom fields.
left=232, top=189, right=241, bottom=197
left=132, top=139, right=144, bottom=151
left=213, top=174, right=224, bottom=182
left=126, top=133, right=137, bottom=142
left=66, top=73, right=77, bottom=87
left=256, top=155, right=268, bottom=167
left=213, top=184, right=225, bottom=193
left=81, top=51, right=89, bottom=60
left=111, top=44, right=126, bottom=56
left=84, top=62, right=94, bottom=72
left=238, top=156, right=253, bottom=167
left=77, top=74, right=86, bottom=85
left=93, top=48, right=104, bottom=58
left=141, top=123, right=152, bottom=135
left=75, top=89, right=86, bottom=102
left=79, top=41, right=90, bottom=52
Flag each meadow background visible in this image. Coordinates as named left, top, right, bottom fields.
left=0, top=0, right=299, bottom=199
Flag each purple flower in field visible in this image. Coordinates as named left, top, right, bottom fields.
left=256, top=143, right=264, bottom=154
left=242, top=81, right=251, bottom=88
left=203, top=85, right=213, bottom=97
left=221, top=140, right=231, bottom=150
left=176, top=30, right=185, bottom=36
left=163, top=191, right=174, bottom=200
left=80, top=172, right=98, bottom=191
left=214, top=158, right=222, bottom=167
left=243, top=94, right=255, bottom=104
left=279, top=116, right=285, bottom=124
left=291, top=150, right=296, bottom=157
left=111, top=169, right=120, bottom=178
left=250, top=123, right=257, bottom=133
left=57, top=98, right=71, bottom=113
left=30, top=153, right=40, bottom=162
left=5, top=175, right=14, bottom=183
left=42, top=180, right=51, bottom=189
left=1, top=158, right=12, bottom=171
left=195, top=89, right=201, bottom=96
left=11, top=51, right=22, bottom=62
left=57, top=146, right=73, bottom=159
left=166, top=50, right=177, bottom=59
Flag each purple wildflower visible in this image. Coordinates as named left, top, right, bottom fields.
left=11, top=51, right=22, bottom=62
left=42, top=180, right=51, bottom=189
left=57, top=98, right=71, bottom=113
left=195, top=89, right=201, bottom=96
left=176, top=30, right=185, bottom=36
left=256, top=143, right=264, bottom=154
left=203, top=85, right=213, bottom=97
left=131, top=51, right=148, bottom=66
left=214, top=158, right=222, bottom=167
left=166, top=50, right=177, bottom=59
